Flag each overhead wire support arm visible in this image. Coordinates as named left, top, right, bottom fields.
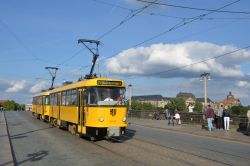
left=78, top=39, right=101, bottom=79
left=45, top=67, right=59, bottom=90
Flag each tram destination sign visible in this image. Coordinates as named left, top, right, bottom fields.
left=97, top=80, right=122, bottom=86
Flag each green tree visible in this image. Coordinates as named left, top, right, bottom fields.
left=131, top=101, right=156, bottom=110
left=231, top=105, right=249, bottom=116
left=194, top=101, right=203, bottom=113
left=165, top=101, right=175, bottom=110
left=165, top=98, right=186, bottom=112
left=3, top=100, right=18, bottom=111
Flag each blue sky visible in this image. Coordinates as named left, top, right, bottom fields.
left=0, top=0, right=250, bottom=105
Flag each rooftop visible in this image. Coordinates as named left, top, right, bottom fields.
left=132, top=95, right=171, bottom=101
left=196, top=98, right=213, bottom=103
left=176, top=92, right=196, bottom=99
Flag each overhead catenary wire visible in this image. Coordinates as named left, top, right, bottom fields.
left=92, top=0, right=133, bottom=12
left=188, top=17, right=250, bottom=20
left=99, top=6, right=248, bottom=80
left=97, top=0, right=158, bottom=40
left=56, top=0, right=157, bottom=69
left=137, top=0, right=250, bottom=15
left=34, top=1, right=246, bottom=81
left=56, top=48, right=85, bottom=67
left=71, top=1, right=159, bottom=71
left=133, top=0, right=242, bottom=47
left=93, top=0, right=250, bottom=20
left=92, top=0, right=242, bottom=64
left=55, top=0, right=243, bottom=70
left=0, top=19, right=50, bottom=63
left=92, top=0, right=184, bottom=20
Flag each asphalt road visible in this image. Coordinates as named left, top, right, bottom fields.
left=5, top=111, right=250, bottom=166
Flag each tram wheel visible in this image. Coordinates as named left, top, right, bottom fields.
left=53, top=119, right=57, bottom=127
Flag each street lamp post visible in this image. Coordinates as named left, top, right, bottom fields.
left=200, top=73, right=211, bottom=111
left=128, top=84, right=133, bottom=111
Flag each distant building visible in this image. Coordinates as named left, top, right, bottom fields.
left=219, top=91, right=241, bottom=108
left=176, top=92, right=196, bottom=106
left=25, top=104, right=32, bottom=111
left=132, top=95, right=171, bottom=108
left=196, top=97, right=214, bottom=109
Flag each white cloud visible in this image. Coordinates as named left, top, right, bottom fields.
left=105, top=41, right=249, bottom=78
left=30, top=81, right=48, bottom=93
left=6, top=80, right=27, bottom=93
left=237, top=81, right=250, bottom=88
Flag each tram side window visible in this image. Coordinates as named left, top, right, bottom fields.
left=45, top=96, right=50, bottom=105
left=37, top=96, right=42, bottom=105
left=51, top=93, right=58, bottom=106
left=32, top=97, right=36, bottom=105
left=71, top=89, right=77, bottom=106
left=35, top=97, right=38, bottom=105
left=63, top=89, right=78, bottom=106
left=55, top=94, right=58, bottom=105
left=61, top=91, right=66, bottom=106
left=50, top=94, right=54, bottom=105
left=65, top=90, right=71, bottom=106
left=50, top=94, right=53, bottom=105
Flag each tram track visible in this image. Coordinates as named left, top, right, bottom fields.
left=77, top=128, right=246, bottom=166
left=121, top=134, right=233, bottom=166
left=128, top=124, right=250, bottom=161
left=105, top=137, right=196, bottom=166
left=86, top=134, right=229, bottom=166
left=90, top=139, right=146, bottom=166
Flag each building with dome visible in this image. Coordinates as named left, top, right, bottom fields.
left=219, top=91, right=241, bottom=108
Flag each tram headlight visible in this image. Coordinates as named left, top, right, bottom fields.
left=99, top=117, right=104, bottom=122
left=122, top=117, right=126, bottom=122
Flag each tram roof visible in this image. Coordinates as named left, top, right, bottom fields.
left=50, top=77, right=126, bottom=93
left=33, top=90, right=51, bottom=97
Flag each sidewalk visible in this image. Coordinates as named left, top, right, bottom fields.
left=128, top=118, right=250, bottom=144
left=0, top=111, right=14, bottom=166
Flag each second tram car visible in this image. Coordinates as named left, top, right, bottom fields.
left=32, top=91, right=50, bottom=121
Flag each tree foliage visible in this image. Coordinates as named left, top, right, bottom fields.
left=165, top=98, right=186, bottom=112
left=231, top=105, right=250, bottom=116
left=194, top=101, right=203, bottom=113
left=3, top=100, right=18, bottom=110
left=131, top=100, right=156, bottom=110
left=2, top=100, right=25, bottom=111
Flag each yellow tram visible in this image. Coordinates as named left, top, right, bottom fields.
left=32, top=77, right=128, bottom=139
left=32, top=38, right=128, bottom=139
left=32, top=91, right=50, bottom=121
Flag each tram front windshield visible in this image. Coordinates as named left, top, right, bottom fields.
left=87, top=87, right=126, bottom=106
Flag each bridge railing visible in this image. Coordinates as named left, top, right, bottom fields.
left=128, top=110, right=249, bottom=129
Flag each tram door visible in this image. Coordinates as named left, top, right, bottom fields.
left=42, top=96, right=46, bottom=119
left=78, top=89, right=86, bottom=134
